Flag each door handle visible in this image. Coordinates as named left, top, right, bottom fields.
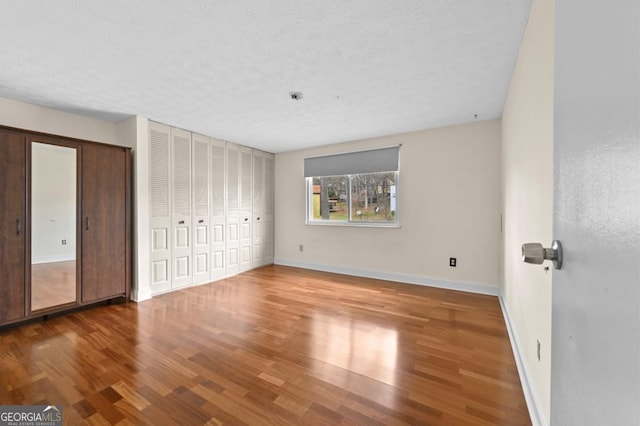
left=178, top=220, right=185, bottom=225
left=198, top=220, right=204, bottom=224
left=86, top=217, right=90, bottom=230
left=244, top=218, right=249, bottom=222
left=257, top=217, right=260, bottom=221
left=16, top=219, right=21, bottom=235
left=522, top=240, right=563, bottom=269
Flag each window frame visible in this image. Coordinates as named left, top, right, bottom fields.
left=306, top=171, right=400, bottom=228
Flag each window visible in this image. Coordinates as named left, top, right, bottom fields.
left=305, top=147, right=399, bottom=226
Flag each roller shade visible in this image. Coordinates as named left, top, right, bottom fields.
left=304, top=146, right=399, bottom=177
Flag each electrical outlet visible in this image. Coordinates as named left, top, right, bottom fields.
left=537, top=339, right=541, bottom=361
left=299, top=244, right=303, bottom=252
left=62, top=240, right=66, bottom=245
left=449, top=257, right=456, bottom=267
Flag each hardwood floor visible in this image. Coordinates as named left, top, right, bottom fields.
left=0, top=265, right=530, bottom=425
left=31, top=260, right=77, bottom=311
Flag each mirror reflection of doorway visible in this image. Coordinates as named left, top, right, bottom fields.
left=31, top=142, right=77, bottom=311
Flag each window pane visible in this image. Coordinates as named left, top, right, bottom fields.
left=350, top=172, right=397, bottom=222
left=311, top=176, right=348, bottom=221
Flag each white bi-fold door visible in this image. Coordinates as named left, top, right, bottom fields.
left=225, top=143, right=241, bottom=275
left=263, top=153, right=275, bottom=265
left=252, top=149, right=275, bottom=267
left=149, top=122, right=172, bottom=294
left=192, top=134, right=210, bottom=285
left=210, top=139, right=226, bottom=281
left=171, top=127, right=193, bottom=289
left=148, top=122, right=273, bottom=295
left=239, top=147, right=253, bottom=272
left=252, top=150, right=265, bottom=266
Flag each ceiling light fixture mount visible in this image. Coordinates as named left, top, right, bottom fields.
left=290, top=91, right=303, bottom=100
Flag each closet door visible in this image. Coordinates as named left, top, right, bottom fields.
left=225, top=143, right=240, bottom=275
left=82, top=144, right=127, bottom=302
left=239, top=147, right=253, bottom=272
left=149, top=122, right=172, bottom=294
left=0, top=132, right=26, bottom=323
left=263, top=153, right=275, bottom=265
left=252, top=150, right=265, bottom=266
left=192, top=133, right=210, bottom=284
left=210, top=139, right=226, bottom=280
left=171, top=128, right=193, bottom=288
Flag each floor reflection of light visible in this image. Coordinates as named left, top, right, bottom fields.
left=311, top=313, right=398, bottom=386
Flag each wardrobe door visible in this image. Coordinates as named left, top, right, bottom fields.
left=0, top=132, right=26, bottom=323
left=210, top=139, right=226, bottom=280
left=82, top=144, right=127, bottom=302
left=239, top=147, right=253, bottom=272
left=192, top=133, right=210, bottom=284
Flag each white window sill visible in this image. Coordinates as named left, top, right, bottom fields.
left=306, top=220, right=400, bottom=229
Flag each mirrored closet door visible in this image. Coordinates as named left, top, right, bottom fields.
left=30, top=141, right=80, bottom=311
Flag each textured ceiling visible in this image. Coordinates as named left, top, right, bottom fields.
left=0, top=1, right=531, bottom=153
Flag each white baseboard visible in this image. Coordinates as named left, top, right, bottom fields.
left=273, top=258, right=500, bottom=296
left=499, top=295, right=548, bottom=426
left=32, top=255, right=75, bottom=264
left=130, top=287, right=152, bottom=303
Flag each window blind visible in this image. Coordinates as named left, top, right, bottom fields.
left=304, top=146, right=399, bottom=177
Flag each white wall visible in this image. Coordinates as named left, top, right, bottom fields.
left=31, top=143, right=77, bottom=263
left=115, top=115, right=151, bottom=302
left=0, top=96, right=122, bottom=146
left=275, top=120, right=502, bottom=293
left=130, top=117, right=151, bottom=302
left=500, top=0, right=553, bottom=423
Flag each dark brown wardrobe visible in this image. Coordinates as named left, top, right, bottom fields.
left=0, top=126, right=130, bottom=327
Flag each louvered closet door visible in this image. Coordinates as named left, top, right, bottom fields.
left=239, top=147, right=253, bottom=272
left=210, top=139, right=226, bottom=280
left=225, top=143, right=240, bottom=275
left=171, top=128, right=193, bottom=288
left=252, top=150, right=265, bottom=266
left=149, top=122, right=172, bottom=294
left=263, top=153, right=275, bottom=264
left=192, top=134, right=210, bottom=284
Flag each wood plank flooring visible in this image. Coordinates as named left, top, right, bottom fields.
left=31, top=260, right=77, bottom=311
left=0, top=265, right=530, bottom=425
